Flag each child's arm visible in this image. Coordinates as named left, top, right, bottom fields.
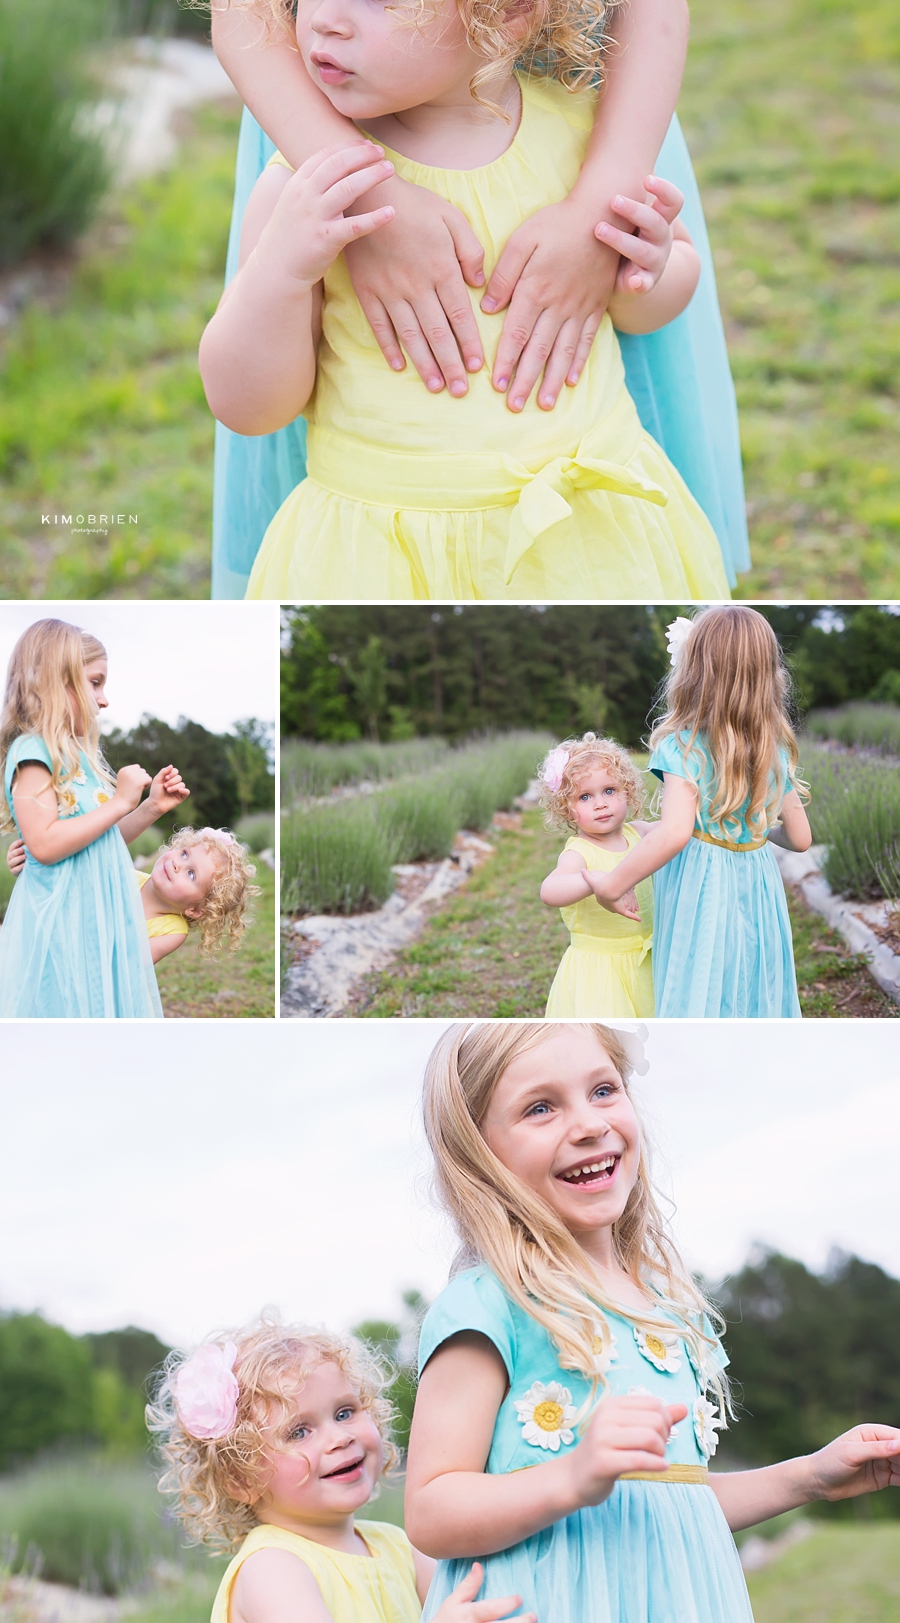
left=405, top=1333, right=684, bottom=1558
left=199, top=144, right=395, bottom=433
left=603, top=181, right=700, bottom=335
left=588, top=775, right=698, bottom=917
left=485, top=0, right=690, bottom=410
left=149, top=934, right=186, bottom=967
left=211, top=4, right=486, bottom=396
left=118, top=766, right=190, bottom=845
left=539, top=848, right=594, bottom=908
left=710, top=1424, right=900, bottom=1532
left=778, top=788, right=813, bottom=852
left=10, top=763, right=151, bottom=867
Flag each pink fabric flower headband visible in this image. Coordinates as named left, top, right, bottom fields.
left=196, top=827, right=237, bottom=846
left=541, top=746, right=570, bottom=793
left=173, top=1341, right=240, bottom=1439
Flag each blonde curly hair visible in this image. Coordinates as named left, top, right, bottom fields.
left=157, top=828, right=261, bottom=954
left=539, top=733, right=646, bottom=833
left=146, top=1314, right=398, bottom=1554
left=221, top=0, right=616, bottom=106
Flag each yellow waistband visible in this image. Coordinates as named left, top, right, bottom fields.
left=692, top=829, right=768, bottom=853
left=569, top=932, right=652, bottom=961
left=620, top=1465, right=710, bottom=1484
left=306, top=397, right=668, bottom=584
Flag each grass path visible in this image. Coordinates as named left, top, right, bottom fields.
left=158, top=861, right=276, bottom=1018
left=746, top=1525, right=900, bottom=1621
left=351, top=809, right=899, bottom=1018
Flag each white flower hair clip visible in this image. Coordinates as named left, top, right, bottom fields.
left=196, top=827, right=237, bottom=846
left=173, top=1341, right=240, bottom=1440
left=606, top=1022, right=650, bottom=1077
left=665, top=617, right=695, bottom=669
left=541, top=746, right=570, bottom=793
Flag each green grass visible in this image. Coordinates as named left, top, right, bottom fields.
left=787, top=884, right=898, bottom=1017
left=0, top=97, right=240, bottom=599
left=0, top=833, right=14, bottom=923
left=282, top=734, right=549, bottom=916
left=282, top=737, right=451, bottom=802
left=157, top=858, right=275, bottom=1017
left=682, top=0, right=900, bottom=598
left=807, top=704, right=900, bottom=756
left=800, top=741, right=900, bottom=898
left=746, top=1524, right=900, bottom=1621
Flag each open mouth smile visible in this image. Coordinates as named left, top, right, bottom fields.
left=557, top=1155, right=620, bottom=1189
left=322, top=1454, right=366, bottom=1481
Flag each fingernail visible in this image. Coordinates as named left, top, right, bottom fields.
left=390, top=358, right=403, bottom=370
left=466, top=355, right=482, bottom=371
left=614, top=194, right=625, bottom=208
left=540, top=394, right=555, bottom=408
left=567, top=371, right=580, bottom=384
left=496, top=375, right=508, bottom=390
left=596, top=223, right=611, bottom=239
left=449, top=380, right=467, bottom=396
left=473, top=272, right=485, bottom=285
left=481, top=297, right=498, bottom=312
left=427, top=378, right=443, bottom=391
left=510, top=396, right=523, bottom=411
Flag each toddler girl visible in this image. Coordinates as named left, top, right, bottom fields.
left=588, top=606, right=812, bottom=1017
left=0, top=619, right=170, bottom=1018
left=201, top=0, right=733, bottom=603
left=208, top=0, right=749, bottom=597
left=146, top=1316, right=528, bottom=1623
left=539, top=734, right=653, bottom=1017
left=407, top=1021, right=900, bottom=1623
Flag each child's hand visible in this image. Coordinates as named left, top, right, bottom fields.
left=114, top=764, right=152, bottom=811
left=432, top=1563, right=533, bottom=1623
left=596, top=177, right=685, bottom=300
left=6, top=837, right=26, bottom=876
left=256, top=143, right=397, bottom=292
left=567, top=1394, right=687, bottom=1508
left=586, top=870, right=642, bottom=921
left=147, top=765, right=190, bottom=818
left=807, top=1425, right=900, bottom=1503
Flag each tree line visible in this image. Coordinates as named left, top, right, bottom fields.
left=103, top=716, right=274, bottom=832
left=3, top=1250, right=898, bottom=1515
left=281, top=606, right=900, bottom=749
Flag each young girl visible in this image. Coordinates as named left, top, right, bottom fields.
left=134, top=826, right=260, bottom=963
left=146, top=1316, right=528, bottom=1623
left=538, top=735, right=654, bottom=1018
left=0, top=619, right=172, bottom=1018
left=201, top=0, right=734, bottom=603
left=407, top=1021, right=900, bottom=1623
left=208, top=1, right=749, bottom=598
left=586, top=607, right=813, bottom=1019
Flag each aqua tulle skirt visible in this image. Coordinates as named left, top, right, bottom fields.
left=0, top=831, right=162, bottom=1018
left=652, top=839, right=800, bottom=1018
left=211, top=110, right=749, bottom=599
left=421, top=1484, right=754, bottom=1623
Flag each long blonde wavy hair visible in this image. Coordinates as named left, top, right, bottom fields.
left=147, top=1314, right=398, bottom=1554
left=227, top=0, right=616, bottom=106
left=649, top=606, right=808, bottom=841
left=423, top=1021, right=729, bottom=1422
left=0, top=619, right=115, bottom=834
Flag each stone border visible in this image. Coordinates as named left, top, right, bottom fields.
left=772, top=844, right=900, bottom=1003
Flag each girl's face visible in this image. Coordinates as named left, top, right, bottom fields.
left=150, top=842, right=221, bottom=919
left=568, top=766, right=630, bottom=838
left=481, top=1027, right=641, bottom=1256
left=253, top=1359, right=384, bottom=1530
left=68, top=658, right=109, bottom=737
left=295, top=0, right=492, bottom=121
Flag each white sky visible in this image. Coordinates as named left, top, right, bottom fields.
left=2, top=1019, right=898, bottom=1350
left=0, top=604, right=279, bottom=734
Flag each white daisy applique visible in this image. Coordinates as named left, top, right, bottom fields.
left=591, top=1322, right=618, bottom=1374
left=693, top=1396, right=723, bottom=1459
left=93, top=788, right=111, bottom=807
left=514, top=1381, right=576, bottom=1451
left=634, top=1325, right=682, bottom=1374
left=56, top=787, right=78, bottom=818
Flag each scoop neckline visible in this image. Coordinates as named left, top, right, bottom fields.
left=359, top=74, right=528, bottom=179
left=263, top=1521, right=381, bottom=1562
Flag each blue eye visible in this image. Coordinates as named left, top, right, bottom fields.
left=336, top=1406, right=354, bottom=1421
left=289, top=1423, right=310, bottom=1440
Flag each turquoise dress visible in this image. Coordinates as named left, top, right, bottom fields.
left=0, top=736, right=162, bottom=1018
left=211, top=109, right=749, bottom=598
left=649, top=731, right=800, bottom=1018
left=418, top=1266, right=753, bottom=1623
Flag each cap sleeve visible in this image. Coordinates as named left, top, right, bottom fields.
left=647, top=732, right=693, bottom=785
left=5, top=734, right=53, bottom=797
left=417, top=1268, right=517, bottom=1380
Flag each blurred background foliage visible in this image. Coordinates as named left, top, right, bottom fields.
left=101, top=715, right=274, bottom=835
left=281, top=605, right=900, bottom=748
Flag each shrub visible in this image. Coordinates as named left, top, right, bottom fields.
left=281, top=737, right=450, bottom=802
left=806, top=703, right=900, bottom=757
left=0, top=0, right=111, bottom=268
left=800, top=741, right=900, bottom=899
left=281, top=802, right=395, bottom=914
left=234, top=813, right=275, bottom=853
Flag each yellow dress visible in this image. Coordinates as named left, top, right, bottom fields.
left=135, top=869, right=190, bottom=940
left=210, top=1521, right=421, bottom=1623
left=245, top=78, right=731, bottom=603
left=545, top=827, right=655, bottom=1018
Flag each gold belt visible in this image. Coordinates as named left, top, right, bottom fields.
left=692, top=830, right=768, bottom=853
left=620, top=1465, right=709, bottom=1484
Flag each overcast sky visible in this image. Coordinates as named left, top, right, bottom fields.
left=2, top=1019, right=897, bottom=1350
left=0, top=604, right=278, bottom=734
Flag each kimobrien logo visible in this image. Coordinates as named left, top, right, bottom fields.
left=42, top=514, right=138, bottom=526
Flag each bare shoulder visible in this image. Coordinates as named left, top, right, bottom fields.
left=231, top=1546, right=334, bottom=1623
left=555, top=845, right=586, bottom=871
